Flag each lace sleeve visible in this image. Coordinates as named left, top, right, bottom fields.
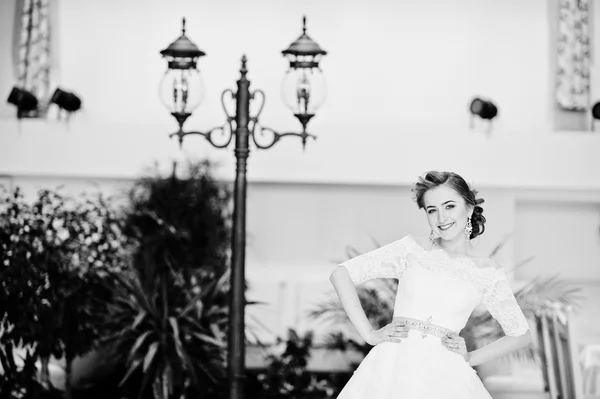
left=339, top=236, right=409, bottom=285
left=482, top=267, right=530, bottom=337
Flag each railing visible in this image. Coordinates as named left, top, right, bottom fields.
left=535, top=302, right=586, bottom=399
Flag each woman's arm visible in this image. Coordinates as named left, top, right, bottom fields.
left=470, top=259, right=533, bottom=366
left=329, top=237, right=410, bottom=345
left=329, top=266, right=376, bottom=344
left=467, top=331, right=532, bottom=366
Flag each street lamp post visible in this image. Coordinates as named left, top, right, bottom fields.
left=159, top=17, right=327, bottom=399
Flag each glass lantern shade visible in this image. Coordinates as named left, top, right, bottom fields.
left=159, top=67, right=205, bottom=115
left=281, top=57, right=326, bottom=116
left=159, top=18, right=206, bottom=117
left=281, top=16, right=327, bottom=122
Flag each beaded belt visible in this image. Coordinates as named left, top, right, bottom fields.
left=392, top=316, right=457, bottom=339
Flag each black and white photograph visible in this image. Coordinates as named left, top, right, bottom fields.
left=1, top=1, right=599, bottom=398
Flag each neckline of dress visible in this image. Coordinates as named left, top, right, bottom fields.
left=406, top=234, right=497, bottom=273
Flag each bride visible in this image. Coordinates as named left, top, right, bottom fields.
left=329, top=171, right=531, bottom=398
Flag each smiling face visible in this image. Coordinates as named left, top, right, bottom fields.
left=423, top=184, right=474, bottom=241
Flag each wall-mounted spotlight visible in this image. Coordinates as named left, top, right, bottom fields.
left=5, top=86, right=83, bottom=121
left=6, top=86, right=39, bottom=118
left=469, top=97, right=498, bottom=133
left=590, top=101, right=600, bottom=131
left=50, top=88, right=82, bottom=114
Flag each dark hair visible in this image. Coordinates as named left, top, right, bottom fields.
left=411, top=171, right=486, bottom=239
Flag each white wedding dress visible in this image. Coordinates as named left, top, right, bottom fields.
left=336, top=234, right=530, bottom=399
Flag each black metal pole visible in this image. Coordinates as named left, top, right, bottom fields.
left=228, top=55, right=250, bottom=399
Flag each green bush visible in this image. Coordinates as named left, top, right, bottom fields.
left=257, top=329, right=336, bottom=399
left=0, top=187, right=129, bottom=398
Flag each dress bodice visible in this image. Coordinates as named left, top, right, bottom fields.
left=340, top=235, right=530, bottom=336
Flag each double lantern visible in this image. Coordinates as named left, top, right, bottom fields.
left=158, top=17, right=327, bottom=135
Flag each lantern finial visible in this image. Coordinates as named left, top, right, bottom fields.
left=182, top=17, right=186, bottom=35
left=240, top=55, right=248, bottom=78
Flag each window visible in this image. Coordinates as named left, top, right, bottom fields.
left=550, top=0, right=593, bottom=131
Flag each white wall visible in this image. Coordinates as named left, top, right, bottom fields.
left=1, top=0, right=600, bottom=189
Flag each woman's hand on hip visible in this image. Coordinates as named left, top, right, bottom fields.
left=442, top=332, right=469, bottom=362
left=366, top=321, right=409, bottom=346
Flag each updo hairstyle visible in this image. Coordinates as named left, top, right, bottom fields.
left=411, top=171, right=486, bottom=240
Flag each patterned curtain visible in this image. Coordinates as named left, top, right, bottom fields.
left=13, top=0, right=52, bottom=103
left=556, top=0, right=591, bottom=111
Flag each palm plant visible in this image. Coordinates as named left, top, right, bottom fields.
left=0, top=343, right=45, bottom=399
left=96, top=159, right=262, bottom=399
left=461, top=274, right=584, bottom=362
left=101, top=261, right=229, bottom=399
left=309, top=237, right=584, bottom=366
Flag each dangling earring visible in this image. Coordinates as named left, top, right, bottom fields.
left=429, top=230, right=436, bottom=245
left=465, top=217, right=473, bottom=238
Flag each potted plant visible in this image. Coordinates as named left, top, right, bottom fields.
left=97, top=160, right=236, bottom=398
left=101, top=260, right=230, bottom=399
